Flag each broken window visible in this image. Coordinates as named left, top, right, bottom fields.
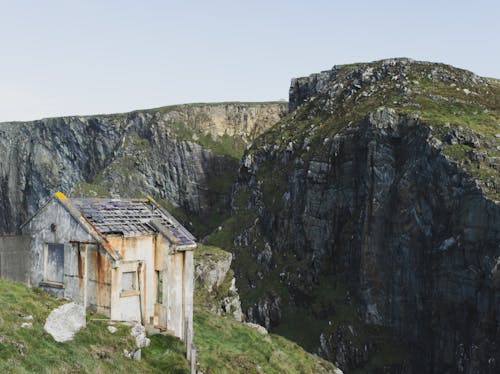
left=45, top=243, right=64, bottom=284
left=156, top=270, right=163, bottom=303
left=122, top=271, right=137, bottom=291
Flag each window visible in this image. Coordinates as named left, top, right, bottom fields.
left=122, top=271, right=137, bottom=292
left=45, top=244, right=64, bottom=284
left=156, top=270, right=163, bottom=304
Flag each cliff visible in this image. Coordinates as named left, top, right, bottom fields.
left=206, top=59, right=500, bottom=373
left=0, top=102, right=286, bottom=236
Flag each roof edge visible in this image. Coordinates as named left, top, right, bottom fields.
left=146, top=196, right=197, bottom=242
left=19, top=196, right=56, bottom=231
left=53, top=192, right=121, bottom=261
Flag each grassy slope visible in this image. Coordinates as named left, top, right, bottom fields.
left=194, top=309, right=336, bottom=374
left=193, top=244, right=337, bottom=373
left=0, top=277, right=336, bottom=373
left=0, top=278, right=188, bottom=373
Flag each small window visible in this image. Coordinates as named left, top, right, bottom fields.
left=45, top=244, right=64, bottom=284
left=156, top=270, right=163, bottom=304
left=122, top=271, right=137, bottom=292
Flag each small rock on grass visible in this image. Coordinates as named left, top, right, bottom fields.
left=107, top=326, right=117, bottom=334
left=245, top=322, right=268, bottom=335
left=130, top=323, right=150, bottom=348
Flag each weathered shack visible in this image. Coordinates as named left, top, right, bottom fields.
left=21, top=192, right=196, bottom=340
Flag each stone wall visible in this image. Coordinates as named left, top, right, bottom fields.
left=0, top=235, right=31, bottom=284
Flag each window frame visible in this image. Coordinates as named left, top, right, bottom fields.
left=120, top=269, right=140, bottom=298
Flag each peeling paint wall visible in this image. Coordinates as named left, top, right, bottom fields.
left=183, top=250, right=194, bottom=341
left=108, top=234, right=155, bottom=323
left=167, top=251, right=185, bottom=337
left=23, top=200, right=93, bottom=286
left=22, top=200, right=112, bottom=313
left=154, top=236, right=195, bottom=340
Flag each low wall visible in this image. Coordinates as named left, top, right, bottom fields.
left=0, top=235, right=31, bottom=284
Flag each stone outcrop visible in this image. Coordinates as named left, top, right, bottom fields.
left=215, top=59, right=500, bottom=373
left=194, top=244, right=243, bottom=321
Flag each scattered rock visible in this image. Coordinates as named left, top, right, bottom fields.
left=90, top=344, right=112, bottom=360
left=107, top=326, right=117, bottom=334
left=123, top=348, right=142, bottom=360
left=245, top=322, right=268, bottom=335
left=44, top=302, right=86, bottom=343
left=130, top=323, right=150, bottom=348
left=21, top=322, right=32, bottom=329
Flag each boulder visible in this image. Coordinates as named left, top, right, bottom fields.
left=245, top=322, right=268, bottom=335
left=44, top=302, right=86, bottom=342
left=130, top=323, right=150, bottom=348
left=107, top=326, right=117, bottom=334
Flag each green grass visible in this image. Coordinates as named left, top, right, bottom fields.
left=194, top=309, right=336, bottom=374
left=0, top=278, right=188, bottom=373
left=0, top=275, right=338, bottom=373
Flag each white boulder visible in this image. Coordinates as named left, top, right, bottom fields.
left=44, top=302, right=86, bottom=342
left=107, top=326, right=117, bottom=334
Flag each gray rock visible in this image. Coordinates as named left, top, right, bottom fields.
left=132, top=349, right=142, bottom=361
left=44, top=302, right=86, bottom=342
left=195, top=250, right=233, bottom=292
left=107, top=325, right=117, bottom=334
left=130, top=323, right=150, bottom=348
left=123, top=348, right=141, bottom=360
left=245, top=322, right=268, bottom=335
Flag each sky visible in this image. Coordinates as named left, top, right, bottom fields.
left=0, top=0, right=498, bottom=122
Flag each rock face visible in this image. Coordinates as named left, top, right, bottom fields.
left=44, top=302, right=86, bottom=342
left=210, top=59, right=500, bottom=373
left=194, top=244, right=243, bottom=321
left=0, top=102, right=285, bottom=235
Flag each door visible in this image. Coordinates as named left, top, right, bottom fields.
left=46, top=243, right=64, bottom=283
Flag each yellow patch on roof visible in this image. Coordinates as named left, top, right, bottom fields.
left=54, top=191, right=68, bottom=201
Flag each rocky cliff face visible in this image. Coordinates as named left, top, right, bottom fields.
left=206, top=59, right=500, bottom=373
left=194, top=244, right=243, bottom=321
left=0, top=102, right=285, bottom=235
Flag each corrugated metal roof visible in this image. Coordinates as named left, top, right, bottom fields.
left=71, top=198, right=196, bottom=247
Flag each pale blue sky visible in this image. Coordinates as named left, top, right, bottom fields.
left=0, top=0, right=498, bottom=122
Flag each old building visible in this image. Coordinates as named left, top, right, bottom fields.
left=21, top=192, right=196, bottom=340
